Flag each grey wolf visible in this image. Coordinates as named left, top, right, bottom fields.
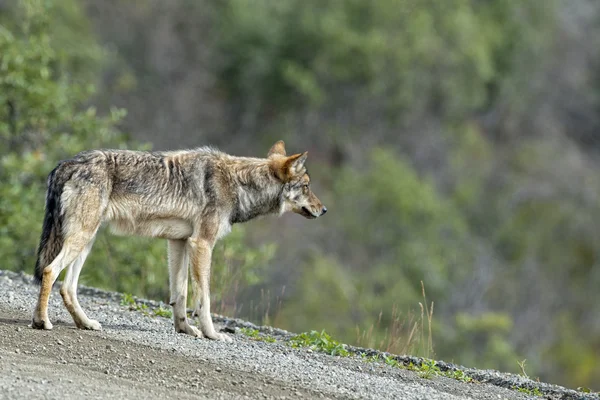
left=31, top=140, right=326, bottom=341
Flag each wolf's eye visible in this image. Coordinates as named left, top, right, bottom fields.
left=302, top=184, right=309, bottom=193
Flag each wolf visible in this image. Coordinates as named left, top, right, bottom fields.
left=31, top=140, right=326, bottom=341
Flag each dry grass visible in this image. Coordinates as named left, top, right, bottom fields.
left=355, top=281, right=434, bottom=358
left=215, top=279, right=436, bottom=360
left=214, top=286, right=286, bottom=327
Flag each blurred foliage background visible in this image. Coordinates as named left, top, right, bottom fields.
left=2, top=0, right=600, bottom=390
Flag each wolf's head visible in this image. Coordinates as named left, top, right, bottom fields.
left=268, top=141, right=327, bottom=219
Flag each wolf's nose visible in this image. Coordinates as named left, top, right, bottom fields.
left=321, top=206, right=327, bottom=215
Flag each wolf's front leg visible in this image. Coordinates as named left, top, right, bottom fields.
left=168, top=239, right=202, bottom=337
left=189, top=237, right=232, bottom=342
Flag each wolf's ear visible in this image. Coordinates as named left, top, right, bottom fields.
left=284, top=152, right=308, bottom=177
left=271, top=152, right=308, bottom=181
left=268, top=140, right=286, bottom=158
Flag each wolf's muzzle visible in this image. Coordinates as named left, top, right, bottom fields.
left=301, top=205, right=327, bottom=218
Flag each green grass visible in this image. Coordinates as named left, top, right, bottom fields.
left=120, top=295, right=555, bottom=396
left=288, top=330, right=479, bottom=385
left=289, top=330, right=350, bottom=357
left=361, top=354, right=380, bottom=363
left=239, top=327, right=276, bottom=343
left=381, top=354, right=400, bottom=367
left=576, top=387, right=600, bottom=396
left=120, top=293, right=136, bottom=307
left=153, top=306, right=173, bottom=318
left=240, top=327, right=260, bottom=338
left=513, top=386, right=543, bottom=397
left=120, top=293, right=172, bottom=319
left=416, top=359, right=441, bottom=380
left=445, top=369, right=474, bottom=383
left=364, top=353, right=476, bottom=383
left=402, top=358, right=441, bottom=380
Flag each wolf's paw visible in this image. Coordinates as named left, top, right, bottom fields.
left=204, top=331, right=233, bottom=343
left=176, top=322, right=204, bottom=338
left=77, top=319, right=102, bottom=331
left=32, top=318, right=53, bottom=330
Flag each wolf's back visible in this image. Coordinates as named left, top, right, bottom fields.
left=33, top=164, right=66, bottom=284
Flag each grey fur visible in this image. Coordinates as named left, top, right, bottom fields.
left=31, top=141, right=326, bottom=341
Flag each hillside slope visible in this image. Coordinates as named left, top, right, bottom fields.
left=0, top=270, right=595, bottom=400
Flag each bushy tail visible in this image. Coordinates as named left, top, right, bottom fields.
left=33, top=166, right=65, bottom=284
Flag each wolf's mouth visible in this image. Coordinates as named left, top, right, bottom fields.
left=301, top=207, right=317, bottom=219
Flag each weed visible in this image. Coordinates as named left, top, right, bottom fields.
left=513, top=386, right=543, bottom=397
left=576, top=387, right=600, bottom=395
left=402, top=360, right=435, bottom=379
left=120, top=293, right=136, bottom=307
left=418, top=359, right=441, bottom=379
left=517, top=359, right=529, bottom=379
left=382, top=354, right=399, bottom=367
left=360, top=353, right=380, bottom=363
left=240, top=327, right=260, bottom=338
left=419, top=281, right=435, bottom=359
left=121, top=293, right=171, bottom=318
left=354, top=281, right=434, bottom=358
left=404, top=361, right=417, bottom=371
left=289, top=330, right=349, bottom=357
left=367, top=355, right=380, bottom=363
left=121, top=293, right=146, bottom=312
left=402, top=359, right=442, bottom=379
left=370, top=355, right=477, bottom=385
left=366, top=355, right=379, bottom=362
left=240, top=327, right=277, bottom=343
left=445, top=369, right=474, bottom=383
left=153, top=306, right=172, bottom=318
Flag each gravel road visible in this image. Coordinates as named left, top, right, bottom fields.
left=0, top=270, right=596, bottom=400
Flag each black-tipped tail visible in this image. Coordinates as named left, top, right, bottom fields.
left=33, top=166, right=64, bottom=284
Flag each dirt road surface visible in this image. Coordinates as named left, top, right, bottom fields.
left=0, top=270, right=594, bottom=400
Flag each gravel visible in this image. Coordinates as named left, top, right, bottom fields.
left=0, top=269, right=597, bottom=400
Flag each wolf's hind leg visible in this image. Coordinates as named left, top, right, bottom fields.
left=33, top=182, right=104, bottom=331
left=191, top=284, right=203, bottom=318
left=32, top=236, right=92, bottom=330
left=60, top=239, right=101, bottom=330
left=168, top=239, right=202, bottom=337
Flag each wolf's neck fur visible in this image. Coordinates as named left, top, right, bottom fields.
left=226, top=159, right=284, bottom=224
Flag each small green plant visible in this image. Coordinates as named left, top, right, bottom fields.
left=239, top=327, right=277, bottom=343
left=120, top=293, right=136, bottom=307
left=418, top=359, right=441, bottom=379
left=382, top=354, right=399, bottom=367
left=513, top=386, right=543, bottom=397
left=289, top=330, right=349, bottom=357
left=576, top=387, right=598, bottom=394
left=289, top=329, right=479, bottom=386
left=153, top=306, right=172, bottom=319
left=403, top=359, right=442, bottom=379
left=445, top=369, right=474, bottom=383
left=240, top=327, right=260, bottom=338
left=121, top=293, right=171, bottom=318
left=361, top=354, right=380, bottom=363
left=373, top=355, right=477, bottom=384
